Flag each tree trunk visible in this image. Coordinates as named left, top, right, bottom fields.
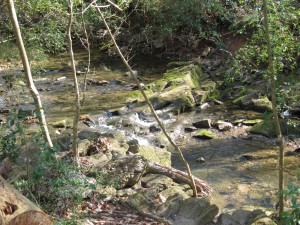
left=67, top=0, right=80, bottom=164
left=6, top=0, right=53, bottom=148
left=262, top=0, right=285, bottom=218
left=0, top=176, right=52, bottom=225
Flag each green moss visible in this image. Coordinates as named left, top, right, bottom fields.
left=253, top=96, right=272, bottom=112
left=163, top=64, right=201, bottom=88
left=126, top=90, right=153, bottom=103
left=199, top=80, right=216, bottom=92
left=171, top=94, right=195, bottom=115
left=243, top=119, right=263, bottom=125
left=150, top=95, right=171, bottom=110
left=193, top=130, right=217, bottom=139
left=233, top=95, right=246, bottom=105
left=207, top=90, right=220, bottom=101
left=250, top=119, right=300, bottom=137
left=150, top=79, right=169, bottom=92
left=138, top=145, right=171, bottom=166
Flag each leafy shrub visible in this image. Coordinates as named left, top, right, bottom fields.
left=232, top=0, right=300, bottom=79
left=281, top=174, right=300, bottom=225
left=0, top=108, right=30, bottom=161
left=29, top=150, right=96, bottom=215
left=125, top=0, right=242, bottom=52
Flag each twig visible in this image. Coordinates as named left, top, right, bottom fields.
left=120, top=200, right=172, bottom=225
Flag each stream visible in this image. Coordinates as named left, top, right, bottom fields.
left=1, top=51, right=299, bottom=212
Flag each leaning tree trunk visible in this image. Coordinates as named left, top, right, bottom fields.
left=0, top=176, right=52, bottom=225
left=262, top=0, right=285, bottom=218
left=6, top=0, right=53, bottom=148
left=67, top=0, right=81, bottom=164
left=94, top=4, right=198, bottom=197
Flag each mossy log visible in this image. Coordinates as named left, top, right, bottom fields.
left=0, top=176, right=53, bottom=225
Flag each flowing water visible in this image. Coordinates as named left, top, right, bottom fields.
left=6, top=51, right=299, bottom=212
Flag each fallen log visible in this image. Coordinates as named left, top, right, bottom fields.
left=91, top=155, right=211, bottom=197
left=147, top=161, right=212, bottom=197
left=0, top=175, right=53, bottom=225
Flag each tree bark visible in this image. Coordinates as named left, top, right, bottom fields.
left=262, top=0, right=285, bottom=218
left=93, top=3, right=199, bottom=197
left=0, top=176, right=52, bottom=225
left=67, top=0, right=80, bottom=164
left=6, top=0, right=53, bottom=148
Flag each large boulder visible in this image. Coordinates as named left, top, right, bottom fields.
left=169, top=197, right=219, bottom=225
left=126, top=174, right=218, bottom=225
left=126, top=64, right=216, bottom=114
left=216, top=209, right=275, bottom=225
left=253, top=97, right=272, bottom=112
left=250, top=119, right=300, bottom=137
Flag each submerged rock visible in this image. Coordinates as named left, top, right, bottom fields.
left=193, top=119, right=212, bottom=129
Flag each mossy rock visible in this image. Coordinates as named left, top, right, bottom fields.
left=193, top=129, right=217, bottom=139
left=126, top=64, right=202, bottom=114
left=138, top=145, right=171, bottom=166
left=149, top=79, right=169, bottom=92
left=163, top=64, right=202, bottom=88
left=126, top=89, right=153, bottom=103
left=151, top=86, right=195, bottom=114
left=170, top=91, right=195, bottom=114
left=199, top=80, right=216, bottom=92
left=250, top=119, right=300, bottom=137
left=192, top=89, right=210, bottom=105
left=150, top=95, right=171, bottom=110
left=243, top=119, right=263, bottom=126
left=253, top=97, right=272, bottom=112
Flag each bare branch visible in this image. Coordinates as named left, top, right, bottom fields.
left=81, top=0, right=96, bottom=15
left=105, top=0, right=123, bottom=12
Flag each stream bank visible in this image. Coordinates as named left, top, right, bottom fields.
left=0, top=49, right=300, bottom=224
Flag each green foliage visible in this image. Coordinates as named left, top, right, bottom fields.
left=281, top=179, right=300, bottom=225
left=29, top=150, right=95, bottom=214
left=0, top=0, right=68, bottom=55
left=276, top=82, right=297, bottom=113
left=0, top=42, right=20, bottom=60
left=126, top=0, right=240, bottom=51
left=14, top=145, right=120, bottom=215
left=0, top=108, right=30, bottom=161
left=232, top=0, right=300, bottom=79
